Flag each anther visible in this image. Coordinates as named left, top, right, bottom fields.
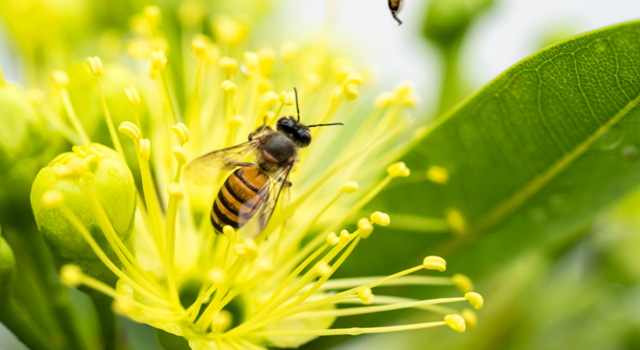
left=357, top=288, right=374, bottom=305
left=171, top=123, right=190, bottom=145
left=60, top=265, right=83, bottom=287
left=423, top=256, right=446, bottom=272
left=401, top=94, right=420, bottom=107
left=86, top=57, right=103, bottom=76
left=221, top=80, right=238, bottom=94
left=72, top=146, right=87, bottom=158
left=281, top=41, right=298, bottom=62
left=143, top=5, right=162, bottom=27
left=118, top=121, right=141, bottom=141
left=427, top=166, right=449, bottom=184
left=375, top=92, right=395, bottom=109
left=465, top=292, right=484, bottom=310
left=357, top=218, right=374, bottom=239
left=212, top=15, right=246, bottom=44
left=316, top=261, right=331, bottom=276
left=444, top=314, right=466, bottom=333
left=51, top=71, right=69, bottom=88
left=279, top=91, right=293, bottom=105
left=258, top=91, right=278, bottom=110
left=26, top=89, right=45, bottom=105
left=219, top=57, right=238, bottom=77
left=79, top=172, right=96, bottom=187
left=172, top=146, right=187, bottom=165
left=256, top=259, right=273, bottom=277
left=81, top=155, right=99, bottom=173
left=370, top=212, right=391, bottom=226
left=339, top=230, right=352, bottom=247
left=340, top=181, right=359, bottom=194
left=344, top=83, right=358, bottom=101
left=243, top=51, right=259, bottom=72
left=41, top=191, right=64, bottom=209
left=212, top=310, right=233, bottom=332
left=54, top=165, right=74, bottom=178
left=208, top=267, right=226, bottom=284
left=235, top=239, right=258, bottom=261
left=148, top=64, right=160, bottom=79
left=67, top=157, right=85, bottom=175
left=223, top=225, right=237, bottom=242
left=446, top=209, right=467, bottom=235
left=150, top=50, right=167, bottom=71
left=258, top=49, right=275, bottom=76
left=166, top=183, right=183, bottom=199
left=191, top=39, right=208, bottom=60
left=452, top=274, right=474, bottom=294
left=394, top=81, right=414, bottom=99
left=112, top=297, right=134, bottom=316
left=326, top=232, right=339, bottom=246
left=304, top=71, right=321, bottom=92
left=227, top=115, right=245, bottom=128
left=387, top=162, right=410, bottom=178
left=461, top=309, right=478, bottom=331
left=178, top=0, right=205, bottom=27
left=124, top=87, right=140, bottom=106
left=343, top=72, right=363, bottom=85
left=86, top=146, right=103, bottom=158
left=138, top=139, right=151, bottom=160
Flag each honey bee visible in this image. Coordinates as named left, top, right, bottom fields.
left=185, top=89, right=343, bottom=237
left=389, top=0, right=405, bottom=25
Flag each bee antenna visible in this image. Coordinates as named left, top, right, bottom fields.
left=306, top=122, right=344, bottom=128
left=294, top=87, right=300, bottom=122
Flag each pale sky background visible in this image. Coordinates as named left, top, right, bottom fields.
left=2, top=0, right=640, bottom=348
left=262, top=0, right=640, bottom=118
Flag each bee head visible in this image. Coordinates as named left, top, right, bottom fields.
left=276, top=117, right=312, bottom=148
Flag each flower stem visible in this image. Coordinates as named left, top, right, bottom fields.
left=58, top=88, right=90, bottom=145
left=248, top=321, right=446, bottom=337
left=95, top=77, right=124, bottom=157
left=165, top=193, right=181, bottom=304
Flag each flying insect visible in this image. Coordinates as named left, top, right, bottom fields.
left=184, top=88, right=343, bottom=237
left=389, top=0, right=405, bottom=25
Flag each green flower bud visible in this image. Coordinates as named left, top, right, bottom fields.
left=0, top=230, right=16, bottom=304
left=30, top=143, right=136, bottom=288
left=0, top=84, right=47, bottom=164
left=424, top=0, right=495, bottom=48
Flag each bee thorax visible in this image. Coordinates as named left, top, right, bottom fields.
left=263, top=133, right=296, bottom=163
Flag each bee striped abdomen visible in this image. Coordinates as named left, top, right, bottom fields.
left=211, top=167, right=269, bottom=233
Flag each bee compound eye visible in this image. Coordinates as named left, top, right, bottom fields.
left=300, top=131, right=311, bottom=146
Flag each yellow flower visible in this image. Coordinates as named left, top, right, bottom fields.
left=31, top=8, right=482, bottom=349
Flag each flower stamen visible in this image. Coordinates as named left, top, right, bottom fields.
left=51, top=70, right=90, bottom=145
left=87, top=57, right=125, bottom=157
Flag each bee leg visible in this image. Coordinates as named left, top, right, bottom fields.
left=248, top=122, right=273, bottom=140
left=227, top=161, right=254, bottom=167
left=275, top=176, right=292, bottom=187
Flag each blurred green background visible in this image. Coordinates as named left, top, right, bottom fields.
left=2, top=0, right=640, bottom=349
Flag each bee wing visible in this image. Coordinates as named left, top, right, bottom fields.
left=184, top=138, right=263, bottom=186
left=239, top=164, right=293, bottom=239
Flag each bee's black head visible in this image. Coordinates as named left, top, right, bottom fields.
left=276, top=117, right=311, bottom=148
left=275, top=88, right=343, bottom=148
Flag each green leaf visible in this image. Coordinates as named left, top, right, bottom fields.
left=364, top=20, right=640, bottom=277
